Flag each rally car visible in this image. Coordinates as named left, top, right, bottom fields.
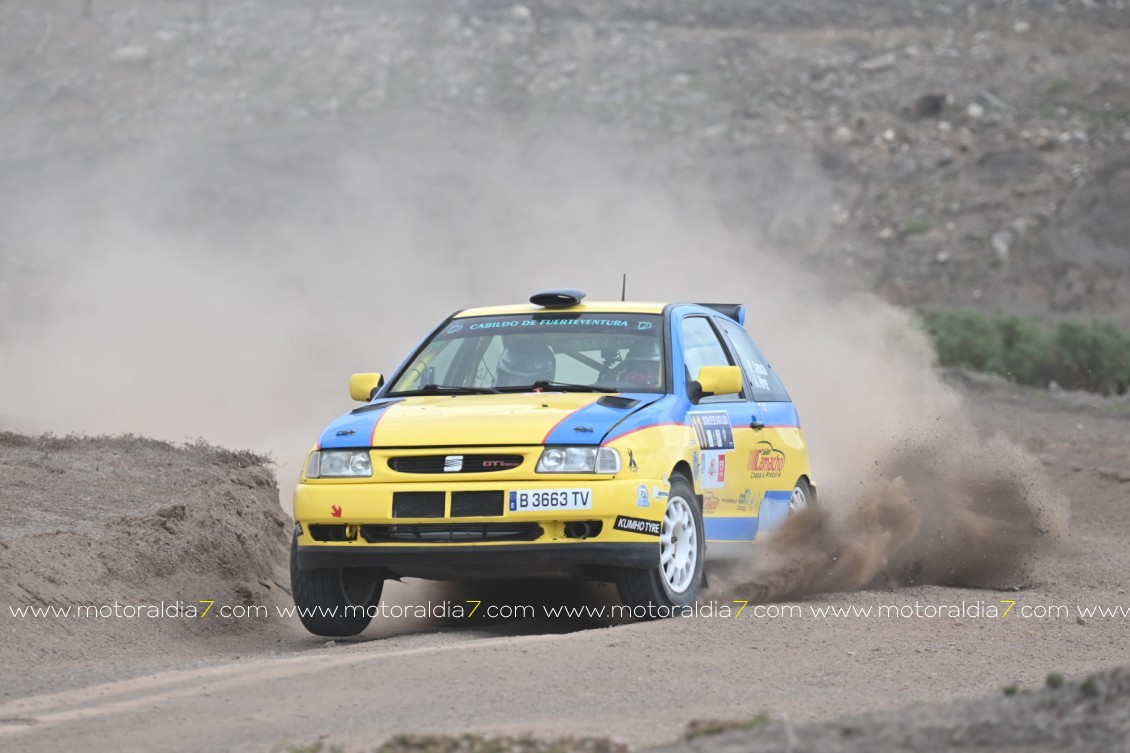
left=291, top=289, right=815, bottom=636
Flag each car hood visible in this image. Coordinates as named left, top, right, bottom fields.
left=318, top=392, right=664, bottom=449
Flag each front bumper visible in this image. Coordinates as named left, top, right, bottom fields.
left=293, top=475, right=666, bottom=580
left=295, top=542, right=658, bottom=580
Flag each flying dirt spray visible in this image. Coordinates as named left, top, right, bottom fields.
left=711, top=293, right=1069, bottom=599
left=0, top=115, right=1067, bottom=605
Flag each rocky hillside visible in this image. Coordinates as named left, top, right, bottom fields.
left=2, top=0, right=1128, bottom=328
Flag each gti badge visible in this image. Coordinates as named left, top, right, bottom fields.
left=444, top=455, right=464, bottom=472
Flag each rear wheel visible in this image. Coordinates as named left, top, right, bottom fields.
left=615, top=475, right=704, bottom=616
left=289, top=537, right=383, bottom=637
left=789, top=477, right=815, bottom=516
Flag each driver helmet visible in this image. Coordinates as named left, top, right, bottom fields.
left=496, top=341, right=556, bottom=387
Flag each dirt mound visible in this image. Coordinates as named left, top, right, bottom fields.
left=0, top=433, right=291, bottom=672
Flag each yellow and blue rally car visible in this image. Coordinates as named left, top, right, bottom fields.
left=291, top=289, right=815, bottom=635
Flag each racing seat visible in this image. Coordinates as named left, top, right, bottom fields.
left=615, top=340, right=662, bottom=388
left=616, top=359, right=661, bottom=388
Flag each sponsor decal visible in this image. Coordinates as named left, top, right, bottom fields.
left=700, top=450, right=727, bottom=489
left=653, top=487, right=669, bottom=500
left=637, top=321, right=653, bottom=330
left=469, top=317, right=634, bottom=330
left=444, top=456, right=464, bottom=472
left=445, top=324, right=464, bottom=334
left=637, top=484, right=650, bottom=508
left=614, top=515, right=661, bottom=537
left=737, top=489, right=754, bottom=512
left=573, top=426, right=594, bottom=433
left=746, top=361, right=771, bottom=391
left=703, top=494, right=720, bottom=513
left=692, top=451, right=700, bottom=481
left=689, top=411, right=736, bottom=451
left=628, top=449, right=639, bottom=472
left=482, top=459, right=520, bottom=469
left=748, top=441, right=786, bottom=479
left=335, top=429, right=355, bottom=436
left=331, top=505, right=343, bottom=518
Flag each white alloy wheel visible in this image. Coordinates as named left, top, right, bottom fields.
left=660, top=495, right=699, bottom=594
left=791, top=481, right=809, bottom=515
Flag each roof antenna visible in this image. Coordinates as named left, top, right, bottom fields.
left=621, top=273, right=627, bottom=302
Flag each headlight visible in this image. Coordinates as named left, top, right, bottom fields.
left=536, top=446, right=621, bottom=474
left=305, top=450, right=372, bottom=478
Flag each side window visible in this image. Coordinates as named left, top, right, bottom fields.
left=681, top=317, right=742, bottom=401
left=716, top=319, right=791, bottom=402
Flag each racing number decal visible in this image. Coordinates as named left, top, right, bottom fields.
left=690, top=411, right=736, bottom=450
left=691, top=411, right=734, bottom=490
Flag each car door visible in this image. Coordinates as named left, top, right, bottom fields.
left=714, top=317, right=803, bottom=537
left=678, top=315, right=761, bottom=542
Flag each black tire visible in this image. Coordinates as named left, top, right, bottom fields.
left=615, top=474, right=705, bottom=616
left=289, top=537, right=383, bottom=637
left=789, top=477, right=815, bottom=517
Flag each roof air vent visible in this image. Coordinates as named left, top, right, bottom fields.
left=530, top=289, right=586, bottom=308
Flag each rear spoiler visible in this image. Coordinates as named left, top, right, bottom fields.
left=697, top=303, right=746, bottom=326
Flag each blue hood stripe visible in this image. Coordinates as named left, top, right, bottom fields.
left=541, top=393, right=662, bottom=445
left=318, top=400, right=400, bottom=449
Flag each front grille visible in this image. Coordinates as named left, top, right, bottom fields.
left=451, top=491, right=504, bottom=517
left=360, top=523, right=542, bottom=543
left=388, top=454, right=524, bottom=474
left=392, top=492, right=445, bottom=518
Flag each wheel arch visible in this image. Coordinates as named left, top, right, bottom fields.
left=670, top=461, right=700, bottom=505
left=670, top=460, right=694, bottom=485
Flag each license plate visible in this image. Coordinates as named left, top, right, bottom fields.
left=508, top=489, right=592, bottom=512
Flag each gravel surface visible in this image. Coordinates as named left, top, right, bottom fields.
left=1, top=374, right=1128, bottom=752
left=1, top=2, right=1129, bottom=752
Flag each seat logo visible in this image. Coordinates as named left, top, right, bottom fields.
left=444, top=456, right=464, bottom=472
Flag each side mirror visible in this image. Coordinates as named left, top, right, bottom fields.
left=349, top=373, right=385, bottom=402
left=691, top=365, right=743, bottom=403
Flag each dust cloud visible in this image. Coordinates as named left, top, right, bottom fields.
left=0, top=110, right=1067, bottom=600
left=713, top=291, right=1069, bottom=598
left=0, top=114, right=814, bottom=491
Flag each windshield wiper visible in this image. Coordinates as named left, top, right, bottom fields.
left=497, top=381, right=617, bottom=394
left=391, top=384, right=500, bottom=396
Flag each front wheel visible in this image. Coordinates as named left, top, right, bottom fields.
left=615, top=475, right=704, bottom=616
left=289, top=537, right=383, bottom=637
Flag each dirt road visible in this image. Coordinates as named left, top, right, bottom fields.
left=2, top=1, right=1129, bottom=749
left=2, top=374, right=1128, bottom=752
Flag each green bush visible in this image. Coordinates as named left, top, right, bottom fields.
left=924, top=310, right=1000, bottom=373
left=922, top=310, right=1130, bottom=396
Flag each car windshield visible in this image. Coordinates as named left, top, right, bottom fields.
left=388, top=313, right=666, bottom=394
